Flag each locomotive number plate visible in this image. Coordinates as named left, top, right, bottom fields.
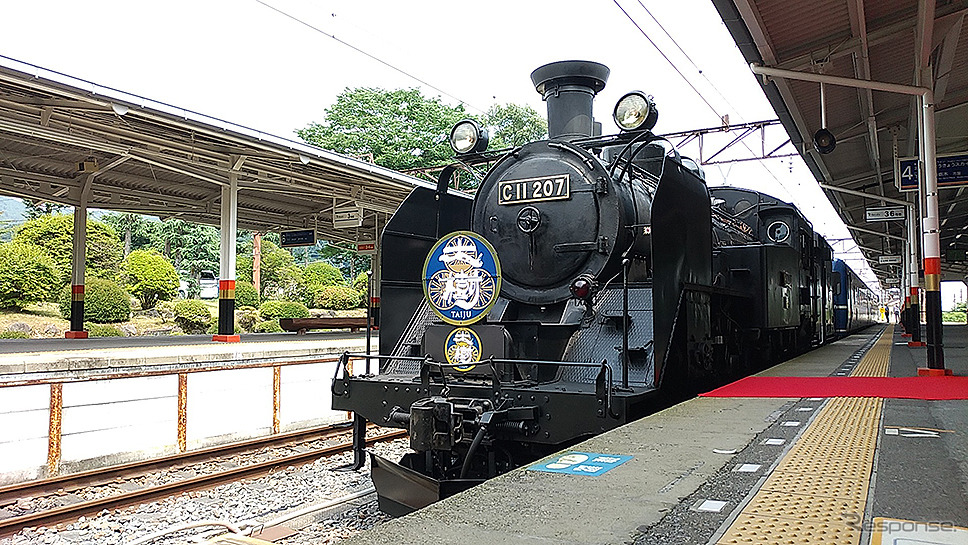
left=498, top=174, right=570, bottom=205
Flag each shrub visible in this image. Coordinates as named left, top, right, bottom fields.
left=173, top=299, right=212, bottom=334
left=85, top=323, right=124, bottom=337
left=121, top=250, right=179, bottom=310
left=0, top=331, right=30, bottom=339
left=14, top=214, right=122, bottom=282
left=303, top=262, right=345, bottom=287
left=0, top=242, right=59, bottom=310
left=352, top=271, right=369, bottom=296
left=58, top=278, right=131, bottom=323
left=235, top=280, right=260, bottom=308
left=259, top=300, right=310, bottom=320
left=254, top=320, right=283, bottom=333
left=315, top=285, right=362, bottom=310
left=236, top=307, right=261, bottom=332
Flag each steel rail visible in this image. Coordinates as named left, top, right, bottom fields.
left=0, top=422, right=357, bottom=507
left=0, top=429, right=406, bottom=537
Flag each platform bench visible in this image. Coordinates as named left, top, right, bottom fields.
left=279, top=317, right=371, bottom=334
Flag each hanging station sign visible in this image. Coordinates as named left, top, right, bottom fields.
left=333, top=203, right=363, bottom=229
left=896, top=152, right=968, bottom=192
left=865, top=206, right=906, bottom=222
left=280, top=229, right=316, bottom=247
left=878, top=255, right=903, bottom=265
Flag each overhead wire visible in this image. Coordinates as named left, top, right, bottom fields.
left=253, top=0, right=484, bottom=113
left=612, top=0, right=797, bottom=200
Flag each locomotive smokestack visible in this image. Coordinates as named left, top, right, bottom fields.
left=531, top=60, right=609, bottom=140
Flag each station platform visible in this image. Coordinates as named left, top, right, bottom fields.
left=0, top=332, right=368, bottom=383
left=342, top=325, right=968, bottom=545
left=0, top=332, right=370, bottom=482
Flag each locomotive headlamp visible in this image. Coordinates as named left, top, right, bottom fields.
left=613, top=92, right=658, bottom=131
left=570, top=275, right=597, bottom=301
left=449, top=119, right=489, bottom=154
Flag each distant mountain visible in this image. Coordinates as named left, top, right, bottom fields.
left=0, top=196, right=26, bottom=223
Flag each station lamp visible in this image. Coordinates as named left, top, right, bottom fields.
left=450, top=119, right=489, bottom=154
left=613, top=91, right=658, bottom=132
left=813, top=82, right=836, bottom=154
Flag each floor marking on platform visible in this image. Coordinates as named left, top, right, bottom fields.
left=714, top=326, right=892, bottom=545
left=781, top=420, right=801, bottom=427
left=733, top=464, right=762, bottom=473
left=884, top=427, right=941, bottom=438
left=696, top=499, right=729, bottom=512
left=762, top=438, right=786, bottom=446
left=870, top=517, right=968, bottom=545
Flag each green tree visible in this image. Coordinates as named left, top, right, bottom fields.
left=236, top=240, right=298, bottom=299
left=297, top=87, right=469, bottom=170
left=103, top=213, right=162, bottom=256
left=159, top=219, right=219, bottom=276
left=14, top=214, right=122, bottom=282
left=481, top=103, right=548, bottom=150
left=21, top=199, right=69, bottom=219
left=0, top=242, right=59, bottom=309
left=121, top=250, right=179, bottom=309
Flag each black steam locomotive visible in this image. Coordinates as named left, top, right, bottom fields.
left=331, top=61, right=876, bottom=515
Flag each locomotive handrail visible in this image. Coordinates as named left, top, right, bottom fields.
left=333, top=351, right=622, bottom=420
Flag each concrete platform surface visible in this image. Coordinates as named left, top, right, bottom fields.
left=0, top=332, right=369, bottom=379
left=340, top=326, right=968, bottom=545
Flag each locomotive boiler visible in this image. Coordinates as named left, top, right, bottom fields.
left=331, top=60, right=875, bottom=515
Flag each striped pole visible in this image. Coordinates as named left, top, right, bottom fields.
left=66, top=189, right=89, bottom=339
left=918, top=92, right=945, bottom=372
left=213, top=279, right=240, bottom=342
left=213, top=165, right=240, bottom=343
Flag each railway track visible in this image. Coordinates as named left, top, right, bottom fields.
left=0, top=425, right=406, bottom=537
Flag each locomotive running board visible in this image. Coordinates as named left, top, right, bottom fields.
left=369, top=452, right=482, bottom=516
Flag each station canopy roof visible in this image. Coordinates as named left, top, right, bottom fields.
left=713, top=0, right=968, bottom=285
left=0, top=56, right=439, bottom=245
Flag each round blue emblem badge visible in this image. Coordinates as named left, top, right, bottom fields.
left=423, top=231, right=501, bottom=326
left=444, top=327, right=482, bottom=372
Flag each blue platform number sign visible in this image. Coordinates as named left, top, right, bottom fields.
left=528, top=452, right=633, bottom=476
left=423, top=231, right=502, bottom=326
left=897, top=154, right=968, bottom=192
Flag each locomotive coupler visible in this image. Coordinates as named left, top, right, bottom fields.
left=406, top=397, right=538, bottom=453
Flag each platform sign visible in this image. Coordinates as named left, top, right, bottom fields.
left=333, top=204, right=363, bottom=228
left=280, top=229, right=315, bottom=247
left=878, top=255, right=903, bottom=265
left=865, top=206, right=906, bottom=222
left=896, top=153, right=968, bottom=191
left=356, top=241, right=377, bottom=254
left=527, top=452, right=633, bottom=476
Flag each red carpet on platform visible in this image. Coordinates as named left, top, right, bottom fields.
left=700, top=376, right=968, bottom=400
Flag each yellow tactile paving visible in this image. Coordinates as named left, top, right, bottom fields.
left=716, top=326, right=893, bottom=545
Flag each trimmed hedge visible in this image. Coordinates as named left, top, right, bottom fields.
left=303, top=262, right=345, bottom=287
left=58, top=278, right=132, bottom=323
left=173, top=299, right=212, bottom=334
left=315, top=285, right=362, bottom=310
left=254, top=320, right=283, bottom=333
left=258, top=300, right=310, bottom=320
left=0, top=242, right=59, bottom=310
left=235, top=280, right=260, bottom=308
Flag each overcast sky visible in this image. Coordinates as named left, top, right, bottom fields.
left=0, top=0, right=896, bottom=289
